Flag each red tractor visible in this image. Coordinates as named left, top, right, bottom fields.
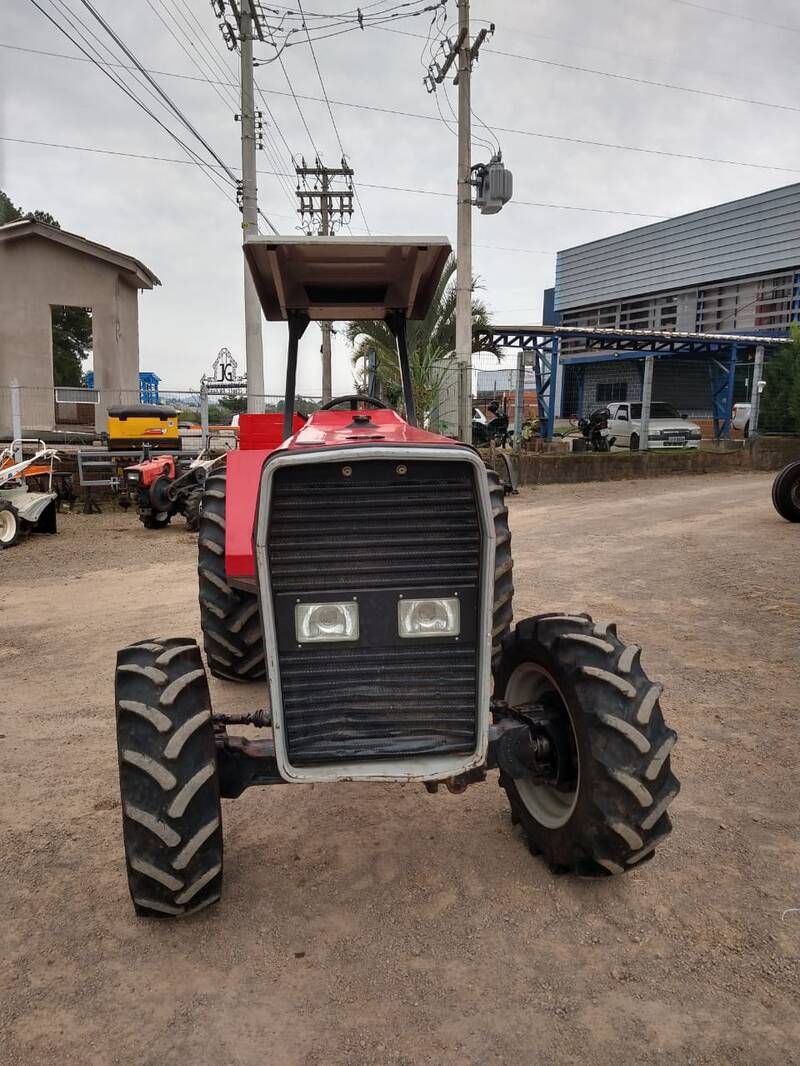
left=114, top=238, right=680, bottom=917
left=121, top=453, right=221, bottom=531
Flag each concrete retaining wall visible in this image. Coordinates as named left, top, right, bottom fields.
left=503, top=437, right=800, bottom=486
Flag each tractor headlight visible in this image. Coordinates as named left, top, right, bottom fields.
left=125, top=470, right=141, bottom=484
left=398, top=597, right=460, bottom=638
left=295, top=601, right=359, bottom=643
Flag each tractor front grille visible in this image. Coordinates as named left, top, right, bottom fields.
left=266, top=457, right=483, bottom=764
left=279, top=645, right=477, bottom=763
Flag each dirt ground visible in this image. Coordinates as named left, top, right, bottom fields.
left=1, top=471, right=798, bottom=1066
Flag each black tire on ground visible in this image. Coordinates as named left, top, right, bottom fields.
left=494, top=613, right=679, bottom=876
left=743, top=421, right=750, bottom=440
left=184, top=486, right=203, bottom=532
left=141, top=514, right=171, bottom=529
left=487, top=469, right=514, bottom=670
left=0, top=500, right=21, bottom=548
left=115, top=638, right=223, bottom=918
left=629, top=433, right=640, bottom=451
left=197, top=467, right=266, bottom=682
left=771, top=459, right=800, bottom=522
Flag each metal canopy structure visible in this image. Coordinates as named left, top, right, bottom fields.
left=243, top=236, right=451, bottom=322
left=243, top=236, right=452, bottom=439
left=474, top=325, right=790, bottom=441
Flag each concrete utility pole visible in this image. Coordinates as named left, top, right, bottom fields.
left=749, top=343, right=765, bottom=438
left=239, top=0, right=265, bottom=413
left=639, top=355, right=654, bottom=451
left=295, top=159, right=355, bottom=403
left=455, top=0, right=472, bottom=444
left=424, top=4, right=494, bottom=441
left=513, top=350, right=525, bottom=447
left=319, top=169, right=333, bottom=403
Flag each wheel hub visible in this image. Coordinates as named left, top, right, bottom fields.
left=501, top=662, right=581, bottom=829
left=0, top=509, right=16, bottom=544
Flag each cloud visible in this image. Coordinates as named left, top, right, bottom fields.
left=2, top=0, right=796, bottom=395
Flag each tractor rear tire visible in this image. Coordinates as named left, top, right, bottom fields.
left=0, top=501, right=20, bottom=548
left=771, top=459, right=800, bottom=522
left=184, top=486, right=203, bottom=532
left=197, top=467, right=266, bottom=682
left=115, top=638, right=223, bottom=918
left=488, top=469, right=514, bottom=669
left=494, top=613, right=679, bottom=876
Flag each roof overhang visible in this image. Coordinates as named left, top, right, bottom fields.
left=0, top=220, right=160, bottom=288
left=243, top=236, right=451, bottom=321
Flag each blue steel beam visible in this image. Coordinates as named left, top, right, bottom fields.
left=709, top=347, right=737, bottom=438
left=546, top=336, right=560, bottom=439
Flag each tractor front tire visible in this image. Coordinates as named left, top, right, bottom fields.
left=142, top=513, right=171, bottom=530
left=198, top=467, right=266, bottom=682
left=0, top=500, right=20, bottom=548
left=115, top=638, right=223, bottom=918
left=771, top=459, right=800, bottom=522
left=488, top=469, right=514, bottom=669
left=494, top=613, right=679, bottom=876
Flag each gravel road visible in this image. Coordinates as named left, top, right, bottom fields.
left=1, top=471, right=798, bottom=1065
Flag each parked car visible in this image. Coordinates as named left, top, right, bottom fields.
left=606, top=401, right=702, bottom=450
left=732, top=402, right=751, bottom=437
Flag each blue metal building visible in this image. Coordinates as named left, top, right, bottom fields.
left=546, top=183, right=800, bottom=424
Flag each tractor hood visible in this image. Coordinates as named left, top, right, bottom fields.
left=284, top=408, right=458, bottom=450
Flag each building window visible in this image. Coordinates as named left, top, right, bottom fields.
left=597, top=382, right=628, bottom=403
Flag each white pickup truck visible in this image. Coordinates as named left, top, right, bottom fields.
left=606, top=401, right=703, bottom=450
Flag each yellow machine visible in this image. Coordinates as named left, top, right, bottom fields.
left=106, top=405, right=180, bottom=451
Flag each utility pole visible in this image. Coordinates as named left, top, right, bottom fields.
left=749, top=343, right=765, bottom=438
left=238, top=0, right=264, bottom=412
left=639, top=355, right=654, bottom=451
left=215, top=0, right=271, bottom=412
left=296, top=158, right=354, bottom=403
left=425, top=2, right=493, bottom=442
left=455, top=0, right=472, bottom=444
left=319, top=169, right=332, bottom=403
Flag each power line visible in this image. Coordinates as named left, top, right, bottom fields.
left=144, top=0, right=239, bottom=115
left=485, top=47, right=800, bottom=117
left=295, top=0, right=370, bottom=233
left=665, top=0, right=800, bottom=34
left=24, top=0, right=241, bottom=208
left=0, top=135, right=674, bottom=217
left=77, top=0, right=277, bottom=232
left=6, top=39, right=800, bottom=175
left=268, top=35, right=321, bottom=156
left=76, top=0, right=242, bottom=184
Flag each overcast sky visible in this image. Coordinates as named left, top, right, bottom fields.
left=2, top=0, right=799, bottom=396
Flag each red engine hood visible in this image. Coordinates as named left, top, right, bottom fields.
left=282, top=408, right=456, bottom=450
left=224, top=410, right=466, bottom=581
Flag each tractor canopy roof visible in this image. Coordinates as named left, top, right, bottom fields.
left=243, top=236, right=451, bottom=322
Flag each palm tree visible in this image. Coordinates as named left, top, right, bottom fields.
left=345, top=255, right=497, bottom=426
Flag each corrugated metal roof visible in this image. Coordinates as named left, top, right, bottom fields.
left=554, top=183, right=800, bottom=311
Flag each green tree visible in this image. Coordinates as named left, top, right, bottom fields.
left=208, top=394, right=248, bottom=423
left=51, top=306, right=92, bottom=387
left=1, top=188, right=92, bottom=386
left=760, top=324, right=800, bottom=435
left=345, top=255, right=497, bottom=426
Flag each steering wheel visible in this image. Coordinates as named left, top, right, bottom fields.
left=318, top=394, right=389, bottom=411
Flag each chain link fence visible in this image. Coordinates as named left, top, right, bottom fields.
left=0, top=385, right=325, bottom=443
